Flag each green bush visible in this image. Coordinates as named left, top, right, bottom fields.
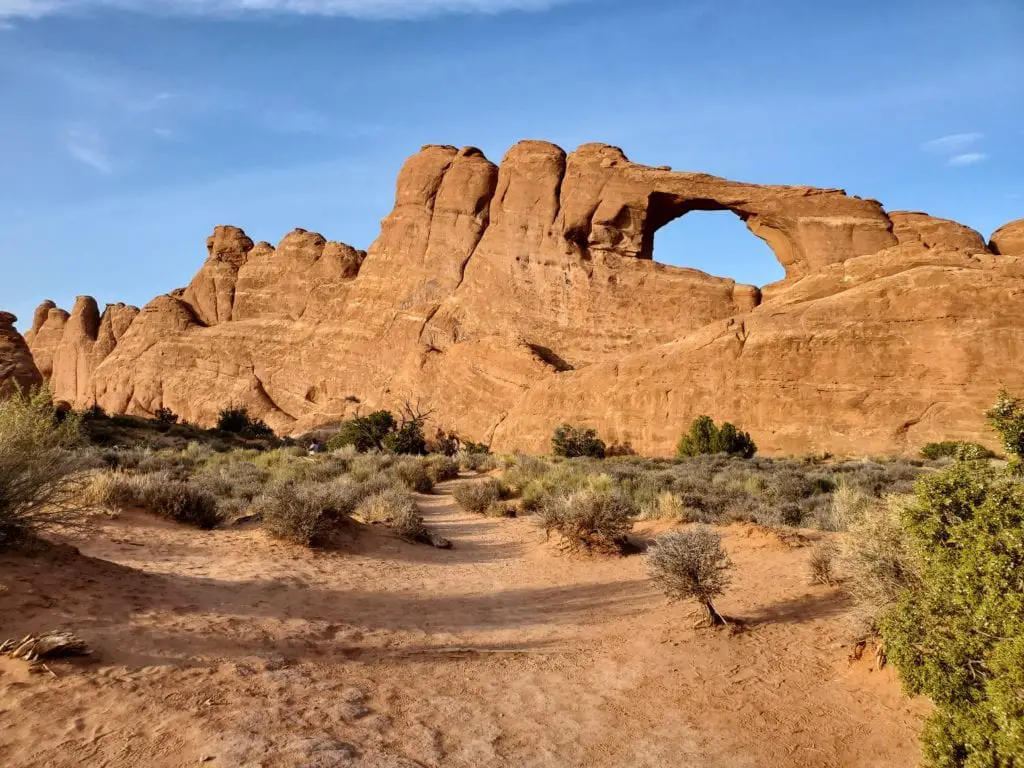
left=155, top=407, right=179, bottom=425
left=383, top=420, right=427, bottom=456
left=647, top=526, right=733, bottom=626
left=536, top=488, right=634, bottom=553
left=880, top=463, right=1024, bottom=766
left=0, top=389, right=87, bottom=547
left=453, top=478, right=504, bottom=515
left=985, top=390, right=1024, bottom=462
left=216, top=405, right=274, bottom=438
left=921, top=441, right=995, bottom=461
left=551, top=424, right=606, bottom=459
left=677, top=416, right=756, bottom=459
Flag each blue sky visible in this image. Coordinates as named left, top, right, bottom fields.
left=1, top=0, right=1022, bottom=329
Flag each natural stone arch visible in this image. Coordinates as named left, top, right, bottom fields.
left=639, top=192, right=790, bottom=285
left=560, top=143, right=898, bottom=281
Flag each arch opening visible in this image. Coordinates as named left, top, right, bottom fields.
left=644, top=197, right=786, bottom=288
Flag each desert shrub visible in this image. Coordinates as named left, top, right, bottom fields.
left=432, top=430, right=461, bottom=457
left=425, top=455, right=459, bottom=483
left=463, top=440, right=491, bottom=455
left=551, top=424, right=607, bottom=459
left=536, top=488, right=634, bottom=553
left=0, top=389, right=88, bottom=547
left=647, top=526, right=733, bottom=626
left=677, top=416, right=756, bottom=459
left=154, top=406, right=179, bottom=425
left=328, top=411, right=393, bottom=452
left=817, top=481, right=872, bottom=532
left=392, top=458, right=433, bottom=493
left=808, top=540, right=839, bottom=586
left=257, top=482, right=357, bottom=546
left=921, top=441, right=995, bottom=461
left=383, top=420, right=427, bottom=455
left=879, top=462, right=1024, bottom=766
left=216, top=405, right=274, bottom=438
left=841, top=494, right=920, bottom=635
left=519, top=479, right=547, bottom=513
left=643, top=491, right=687, bottom=522
left=457, top=449, right=498, bottom=472
left=99, top=471, right=220, bottom=529
left=355, top=487, right=425, bottom=541
left=453, top=478, right=504, bottom=515
left=502, top=454, right=551, bottom=492
left=985, top=390, right=1024, bottom=462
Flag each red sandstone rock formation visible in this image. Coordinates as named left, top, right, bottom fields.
left=0, top=313, right=43, bottom=398
left=991, top=218, right=1024, bottom=256
left=23, top=141, right=1024, bottom=455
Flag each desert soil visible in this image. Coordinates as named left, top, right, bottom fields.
left=0, top=477, right=926, bottom=767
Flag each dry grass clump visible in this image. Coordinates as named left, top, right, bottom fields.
left=452, top=478, right=504, bottom=515
left=647, top=526, right=733, bottom=626
left=0, top=389, right=89, bottom=548
left=808, top=540, right=840, bottom=585
left=537, top=489, right=635, bottom=554
left=840, top=494, right=921, bottom=635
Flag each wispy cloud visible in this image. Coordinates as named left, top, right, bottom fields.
left=921, top=132, right=991, bottom=167
left=1, top=0, right=573, bottom=20
left=921, top=132, right=983, bottom=154
left=64, top=125, right=113, bottom=173
left=947, top=152, right=988, bottom=167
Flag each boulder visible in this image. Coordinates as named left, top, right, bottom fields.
left=991, top=218, right=1024, bottom=256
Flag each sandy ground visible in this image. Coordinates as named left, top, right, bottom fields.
left=0, top=477, right=926, bottom=767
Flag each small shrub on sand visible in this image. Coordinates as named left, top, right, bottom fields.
left=0, top=389, right=88, bottom=547
left=808, top=540, right=839, bottom=586
left=647, top=526, right=733, bottom=626
left=537, top=489, right=634, bottom=553
left=453, top=479, right=503, bottom=515
left=256, top=482, right=355, bottom=546
left=356, top=487, right=425, bottom=541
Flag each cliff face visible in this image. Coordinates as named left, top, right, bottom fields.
left=0, top=313, right=43, bottom=399
left=18, top=142, right=1024, bottom=455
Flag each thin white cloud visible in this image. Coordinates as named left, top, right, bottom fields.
left=947, top=152, right=988, bottom=167
left=0, top=0, right=571, bottom=19
left=65, top=126, right=113, bottom=173
left=921, top=132, right=983, bottom=154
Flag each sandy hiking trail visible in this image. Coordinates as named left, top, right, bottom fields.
left=0, top=477, right=926, bottom=767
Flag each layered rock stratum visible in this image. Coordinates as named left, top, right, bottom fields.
left=11, top=142, right=1024, bottom=455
